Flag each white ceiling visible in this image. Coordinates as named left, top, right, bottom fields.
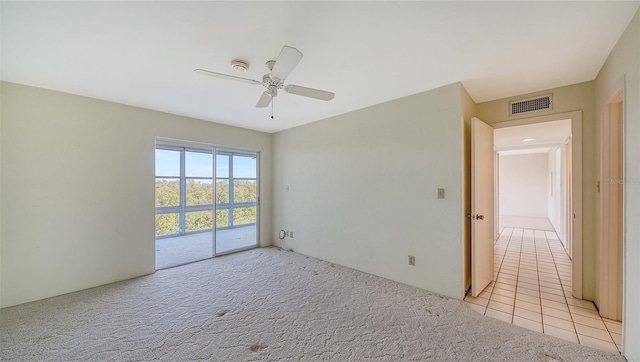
left=494, top=119, right=572, bottom=155
left=2, top=1, right=638, bottom=133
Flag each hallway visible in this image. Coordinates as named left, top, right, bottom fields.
left=464, top=226, right=622, bottom=353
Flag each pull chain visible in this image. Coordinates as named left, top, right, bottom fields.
left=271, top=97, right=274, bottom=119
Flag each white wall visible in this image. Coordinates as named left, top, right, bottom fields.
left=273, top=83, right=465, bottom=299
left=499, top=153, right=548, bottom=218
left=595, top=9, right=640, bottom=360
left=0, top=82, right=272, bottom=308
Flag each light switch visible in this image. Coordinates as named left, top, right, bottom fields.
left=438, top=188, right=445, bottom=199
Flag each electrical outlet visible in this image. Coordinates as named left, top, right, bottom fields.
left=285, top=231, right=290, bottom=237
left=437, top=188, right=445, bottom=199
left=408, top=255, right=415, bottom=266
left=290, top=231, right=294, bottom=238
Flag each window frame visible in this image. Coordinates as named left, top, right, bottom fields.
left=155, top=145, right=214, bottom=238
left=154, top=144, right=260, bottom=239
left=214, top=150, right=259, bottom=230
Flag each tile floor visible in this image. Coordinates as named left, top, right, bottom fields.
left=464, top=226, right=623, bottom=354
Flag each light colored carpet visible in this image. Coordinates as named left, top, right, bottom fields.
left=0, top=247, right=623, bottom=361
left=501, top=215, right=556, bottom=231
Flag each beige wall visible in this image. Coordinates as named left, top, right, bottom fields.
left=476, top=81, right=597, bottom=301
left=273, top=83, right=465, bottom=299
left=595, top=9, right=639, bottom=359
left=0, top=82, right=272, bottom=308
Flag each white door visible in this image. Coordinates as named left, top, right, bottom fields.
left=471, top=117, right=495, bottom=297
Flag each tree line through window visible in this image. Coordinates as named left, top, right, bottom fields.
left=155, top=146, right=258, bottom=238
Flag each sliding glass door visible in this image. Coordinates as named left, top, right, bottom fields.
left=155, top=147, right=214, bottom=269
left=155, top=142, right=259, bottom=269
left=215, top=151, right=259, bottom=255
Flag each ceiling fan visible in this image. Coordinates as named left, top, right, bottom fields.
left=195, top=45, right=335, bottom=111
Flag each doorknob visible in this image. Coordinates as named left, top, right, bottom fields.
left=476, top=214, right=484, bottom=220
left=466, top=214, right=485, bottom=220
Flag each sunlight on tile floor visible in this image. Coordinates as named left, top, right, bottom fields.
left=464, top=227, right=622, bottom=354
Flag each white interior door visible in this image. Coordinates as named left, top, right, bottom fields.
left=471, top=117, right=495, bottom=297
left=599, top=92, right=624, bottom=321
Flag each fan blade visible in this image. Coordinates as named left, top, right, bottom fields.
left=256, top=91, right=272, bottom=108
left=284, top=85, right=335, bottom=101
left=270, top=46, right=303, bottom=81
left=194, top=69, right=261, bottom=85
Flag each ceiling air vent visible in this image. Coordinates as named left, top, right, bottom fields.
left=509, top=94, right=552, bottom=116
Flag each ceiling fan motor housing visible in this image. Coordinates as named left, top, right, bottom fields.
left=262, top=74, right=283, bottom=97
left=262, top=74, right=283, bottom=87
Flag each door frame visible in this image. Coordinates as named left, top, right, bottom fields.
left=598, top=81, right=625, bottom=321
left=494, top=152, right=500, bottom=240
left=491, top=110, right=583, bottom=299
left=155, top=137, right=262, bottom=266
left=214, top=148, right=261, bottom=257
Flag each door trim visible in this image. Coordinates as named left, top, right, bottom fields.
left=492, top=110, right=583, bottom=299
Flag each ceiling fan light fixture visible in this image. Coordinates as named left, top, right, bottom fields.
left=231, top=60, right=249, bottom=72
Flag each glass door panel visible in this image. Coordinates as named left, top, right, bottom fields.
left=215, top=151, right=259, bottom=255
left=155, top=146, right=214, bottom=269
left=155, top=144, right=259, bottom=268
